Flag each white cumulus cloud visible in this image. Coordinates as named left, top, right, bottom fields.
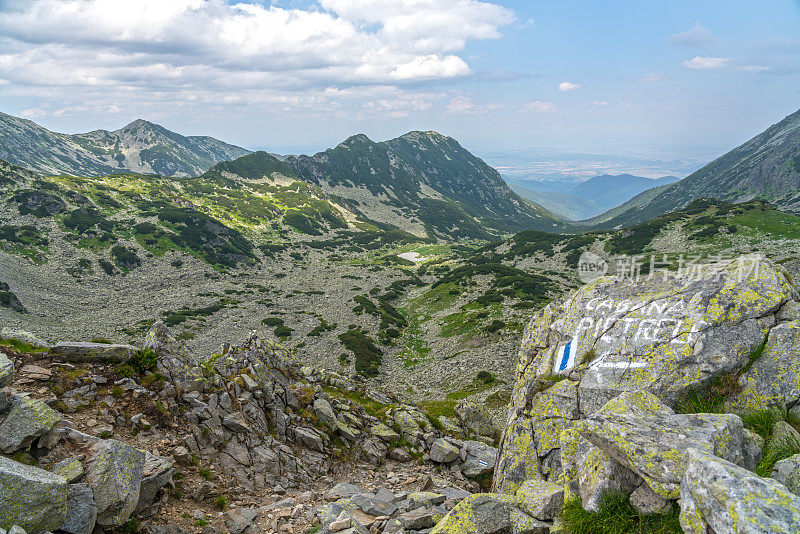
left=558, top=81, right=581, bottom=91
left=0, top=0, right=513, bottom=117
left=683, top=56, right=729, bottom=70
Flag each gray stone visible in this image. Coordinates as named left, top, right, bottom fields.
left=325, top=482, right=365, bottom=500
left=729, top=320, right=800, bottom=414
left=430, top=493, right=549, bottom=534
left=314, top=399, right=338, bottom=431
left=134, top=452, right=174, bottom=516
left=515, top=480, right=564, bottom=521
left=461, top=441, right=498, bottom=478
left=455, top=401, right=496, bottom=438
left=222, top=412, right=251, bottom=434
left=51, top=342, right=139, bottom=362
left=429, top=439, right=460, bottom=464
left=680, top=448, right=800, bottom=533
left=573, top=438, right=640, bottom=512
left=51, top=458, right=84, bottom=483
left=0, top=456, right=67, bottom=533
left=225, top=507, right=257, bottom=534
left=0, top=353, right=13, bottom=388
left=573, top=391, right=754, bottom=499
left=389, top=448, right=412, bottom=462
left=629, top=484, right=671, bottom=516
left=771, top=453, right=800, bottom=495
left=406, top=492, right=446, bottom=509
left=393, top=411, right=422, bottom=446
left=351, top=493, right=398, bottom=517
left=361, top=437, right=388, bottom=464
left=495, top=256, right=797, bottom=496
left=295, top=427, right=325, bottom=452
left=60, top=483, right=97, bottom=534
left=399, top=507, right=436, bottom=530
left=0, top=397, right=61, bottom=453
left=370, top=423, right=400, bottom=443
left=84, top=439, right=145, bottom=526
left=772, top=420, right=800, bottom=447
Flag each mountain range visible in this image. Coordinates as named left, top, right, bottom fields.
left=508, top=174, right=679, bottom=220
left=585, top=109, right=800, bottom=228
left=0, top=112, right=250, bottom=177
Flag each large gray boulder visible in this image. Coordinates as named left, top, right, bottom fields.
left=60, top=483, right=97, bottom=534
left=51, top=342, right=139, bottom=361
left=572, top=391, right=754, bottom=499
left=455, top=401, right=497, bottom=438
left=429, top=439, right=460, bottom=463
left=461, top=441, right=498, bottom=478
left=728, top=320, right=800, bottom=413
left=313, top=398, right=338, bottom=431
left=141, top=322, right=203, bottom=391
left=84, top=439, right=145, bottom=526
left=0, top=456, right=68, bottom=532
left=680, top=448, right=800, bottom=533
left=771, top=453, right=800, bottom=496
left=134, top=452, right=174, bottom=517
left=494, top=255, right=797, bottom=494
left=0, top=353, right=13, bottom=388
left=0, top=397, right=61, bottom=453
left=430, top=493, right=549, bottom=534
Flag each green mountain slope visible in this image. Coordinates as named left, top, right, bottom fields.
left=591, top=109, right=800, bottom=228
left=286, top=131, right=564, bottom=239
left=0, top=112, right=250, bottom=177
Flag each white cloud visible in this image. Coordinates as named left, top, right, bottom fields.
left=637, top=73, right=666, bottom=83
left=591, top=100, right=608, bottom=106
left=20, top=108, right=47, bottom=118
left=669, top=22, right=716, bottom=47
left=683, top=56, right=729, bottom=70
left=447, top=96, right=476, bottom=113
left=558, top=81, right=581, bottom=92
left=0, top=0, right=513, bottom=116
left=521, top=100, right=555, bottom=113
left=739, top=65, right=770, bottom=73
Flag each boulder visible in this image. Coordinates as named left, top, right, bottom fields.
left=60, top=483, right=97, bottom=534
left=142, top=322, right=203, bottom=391
left=728, top=320, right=800, bottom=413
left=360, top=437, right=387, bottom=464
left=51, top=458, right=84, bottom=483
left=629, top=484, right=671, bottom=515
left=325, top=482, right=365, bottom=500
left=430, top=439, right=460, bottom=463
left=430, top=493, right=549, bottom=534
left=225, top=507, right=257, bottom=534
left=51, top=342, right=139, bottom=362
left=370, top=423, right=400, bottom=443
left=574, top=392, right=753, bottom=499
left=295, top=427, right=326, bottom=453
left=515, top=480, right=563, bottom=521
left=772, top=420, right=800, bottom=446
left=461, top=441, right=498, bottom=478
left=455, top=401, right=496, bottom=438
left=351, top=493, right=398, bottom=517
left=0, top=353, right=13, bottom=388
left=771, top=453, right=800, bottom=495
left=134, top=452, right=174, bottom=517
left=84, top=439, right=145, bottom=526
left=0, top=396, right=61, bottom=453
left=393, top=411, right=422, bottom=446
left=314, top=398, right=338, bottom=431
left=494, top=255, right=797, bottom=494
left=0, top=456, right=67, bottom=532
left=680, top=448, right=800, bottom=533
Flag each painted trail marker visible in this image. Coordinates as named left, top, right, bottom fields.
left=554, top=337, right=578, bottom=373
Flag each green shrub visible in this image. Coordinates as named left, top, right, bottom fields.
left=129, top=349, right=157, bottom=374
left=338, top=329, right=383, bottom=377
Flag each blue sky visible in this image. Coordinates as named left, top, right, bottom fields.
left=0, top=0, right=798, bottom=168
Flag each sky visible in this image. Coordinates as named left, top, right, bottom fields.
left=0, top=0, right=798, bottom=165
